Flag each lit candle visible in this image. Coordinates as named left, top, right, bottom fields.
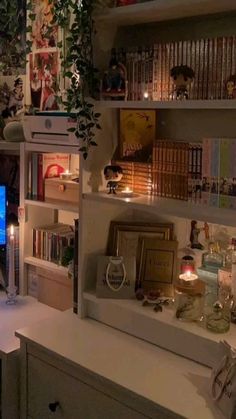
left=121, top=187, right=134, bottom=198
left=143, top=91, right=149, bottom=101
left=8, top=225, right=15, bottom=293
left=60, top=169, right=72, bottom=180
left=179, top=269, right=198, bottom=282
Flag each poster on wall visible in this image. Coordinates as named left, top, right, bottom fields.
left=31, top=0, right=58, bottom=50
left=29, top=51, right=59, bottom=111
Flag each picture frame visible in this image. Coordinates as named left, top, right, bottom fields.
left=138, top=237, right=178, bottom=296
left=119, top=109, right=157, bottom=160
left=107, top=221, right=174, bottom=261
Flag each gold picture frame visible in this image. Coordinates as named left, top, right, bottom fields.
left=138, top=237, right=178, bottom=296
left=107, top=221, right=174, bottom=261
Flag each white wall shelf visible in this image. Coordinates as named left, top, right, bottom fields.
left=98, top=99, right=236, bottom=110
left=25, top=198, right=78, bottom=213
left=83, top=192, right=236, bottom=227
left=24, top=142, right=79, bottom=155
left=83, top=290, right=236, bottom=368
left=24, top=256, right=68, bottom=275
left=94, top=0, right=236, bottom=25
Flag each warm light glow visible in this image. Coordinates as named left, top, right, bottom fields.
left=65, top=169, right=69, bottom=174
left=10, top=225, right=14, bottom=236
left=143, top=91, right=149, bottom=100
left=125, top=187, right=131, bottom=193
left=179, top=270, right=198, bottom=282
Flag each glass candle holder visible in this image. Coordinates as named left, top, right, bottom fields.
left=175, top=279, right=205, bottom=322
left=206, top=301, right=231, bottom=333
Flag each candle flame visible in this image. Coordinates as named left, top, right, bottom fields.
left=65, top=169, right=69, bottom=174
left=143, top=91, right=149, bottom=99
left=10, top=225, right=14, bottom=236
left=186, top=270, right=191, bottom=278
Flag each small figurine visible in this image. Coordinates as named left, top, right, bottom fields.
left=104, top=165, right=123, bottom=194
left=102, top=52, right=127, bottom=100
left=170, top=65, right=195, bottom=100
left=190, top=220, right=205, bottom=250
left=226, top=75, right=236, bottom=99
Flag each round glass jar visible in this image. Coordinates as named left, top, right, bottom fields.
left=175, top=279, right=205, bottom=322
left=180, top=255, right=195, bottom=274
left=206, top=301, right=230, bottom=333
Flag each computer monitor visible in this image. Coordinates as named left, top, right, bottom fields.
left=0, top=185, right=7, bottom=247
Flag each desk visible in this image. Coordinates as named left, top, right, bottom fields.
left=0, top=292, right=58, bottom=419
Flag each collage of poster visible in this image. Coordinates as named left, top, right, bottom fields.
left=29, top=0, right=59, bottom=111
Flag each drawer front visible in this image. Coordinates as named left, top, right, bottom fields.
left=28, top=355, right=146, bottom=419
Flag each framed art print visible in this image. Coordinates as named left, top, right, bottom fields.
left=119, top=109, right=157, bottom=159
left=138, top=237, right=178, bottom=296
left=107, top=221, right=174, bottom=266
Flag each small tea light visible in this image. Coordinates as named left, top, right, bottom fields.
left=60, top=169, right=72, bottom=180
left=143, top=91, right=149, bottom=101
left=179, top=270, right=198, bottom=282
left=121, top=187, right=134, bottom=197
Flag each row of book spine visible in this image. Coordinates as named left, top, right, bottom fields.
left=113, top=35, right=236, bottom=101
left=113, top=161, right=152, bottom=195
left=152, top=140, right=189, bottom=200
left=202, top=138, right=236, bottom=210
left=115, top=141, right=203, bottom=202
left=32, top=223, right=74, bottom=265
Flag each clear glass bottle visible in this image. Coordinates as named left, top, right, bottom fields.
left=175, top=279, right=205, bottom=322
left=202, top=241, right=224, bottom=272
left=206, top=301, right=231, bottom=333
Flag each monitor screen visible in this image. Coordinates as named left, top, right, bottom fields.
left=0, top=185, right=7, bottom=246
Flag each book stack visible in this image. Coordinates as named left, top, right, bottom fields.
left=114, top=35, right=236, bottom=101
left=32, top=222, right=74, bottom=265
left=29, top=153, right=70, bottom=200
left=202, top=138, right=236, bottom=210
left=188, top=143, right=202, bottom=204
left=112, top=160, right=152, bottom=195
left=152, top=140, right=189, bottom=200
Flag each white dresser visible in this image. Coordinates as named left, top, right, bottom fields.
left=16, top=310, right=224, bottom=419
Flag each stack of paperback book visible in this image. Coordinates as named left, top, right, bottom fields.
left=112, top=160, right=152, bottom=195
left=202, top=138, right=236, bottom=210
left=32, top=222, right=74, bottom=265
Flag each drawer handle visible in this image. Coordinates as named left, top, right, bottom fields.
left=48, top=401, right=60, bottom=412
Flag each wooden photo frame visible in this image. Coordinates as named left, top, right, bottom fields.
left=119, top=109, right=157, bottom=159
left=107, top=221, right=173, bottom=261
left=138, top=237, right=178, bottom=296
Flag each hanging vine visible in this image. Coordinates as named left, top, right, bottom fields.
left=0, top=0, right=27, bottom=74
left=47, top=0, right=101, bottom=159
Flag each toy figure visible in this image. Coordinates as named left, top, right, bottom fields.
left=226, top=75, right=236, bottom=99
left=104, top=165, right=123, bottom=194
left=170, top=65, right=195, bottom=100
left=190, top=220, right=205, bottom=250
left=102, top=53, right=127, bottom=100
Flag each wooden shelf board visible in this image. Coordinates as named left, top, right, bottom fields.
left=98, top=99, right=236, bottom=109
left=83, top=290, right=236, bottom=367
left=94, top=0, right=236, bottom=25
left=83, top=192, right=236, bottom=227
left=25, top=198, right=78, bottom=213
left=24, top=256, right=68, bottom=275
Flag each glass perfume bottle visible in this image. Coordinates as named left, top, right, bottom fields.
left=175, top=277, right=205, bottom=322
left=202, top=241, right=224, bottom=272
left=206, top=301, right=231, bottom=333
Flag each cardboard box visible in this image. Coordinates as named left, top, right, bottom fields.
left=44, top=177, right=79, bottom=205
left=37, top=267, right=72, bottom=311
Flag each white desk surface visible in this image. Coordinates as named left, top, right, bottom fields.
left=0, top=291, right=58, bottom=356
left=16, top=310, right=225, bottom=419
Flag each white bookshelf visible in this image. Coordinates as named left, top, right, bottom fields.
left=24, top=256, right=68, bottom=275
left=79, top=1, right=236, bottom=368
left=25, top=198, right=78, bottom=213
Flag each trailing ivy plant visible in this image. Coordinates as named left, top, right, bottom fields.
left=0, top=0, right=27, bottom=74
left=48, top=0, right=101, bottom=159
